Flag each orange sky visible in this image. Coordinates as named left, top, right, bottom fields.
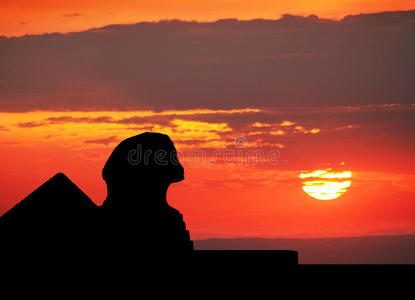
left=1, top=106, right=414, bottom=239
left=1, top=0, right=414, bottom=36
left=1, top=2, right=415, bottom=240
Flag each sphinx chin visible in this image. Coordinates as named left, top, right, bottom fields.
left=170, top=174, right=185, bottom=183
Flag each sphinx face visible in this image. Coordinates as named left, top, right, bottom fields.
left=167, top=150, right=185, bottom=184
left=103, top=132, right=185, bottom=192
left=126, top=143, right=185, bottom=186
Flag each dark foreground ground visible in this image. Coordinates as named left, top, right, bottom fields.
left=195, top=235, right=415, bottom=264
left=4, top=250, right=413, bottom=280
left=2, top=251, right=413, bottom=294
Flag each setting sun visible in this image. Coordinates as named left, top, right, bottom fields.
left=300, top=169, right=352, bottom=200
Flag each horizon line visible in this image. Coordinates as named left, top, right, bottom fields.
left=194, top=232, right=415, bottom=241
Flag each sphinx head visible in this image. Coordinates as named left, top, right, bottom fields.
left=102, top=132, right=184, bottom=197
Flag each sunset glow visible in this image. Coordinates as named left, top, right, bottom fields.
left=300, top=170, right=352, bottom=200
left=1, top=3, right=415, bottom=241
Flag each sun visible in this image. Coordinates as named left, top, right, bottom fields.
left=299, top=169, right=352, bottom=200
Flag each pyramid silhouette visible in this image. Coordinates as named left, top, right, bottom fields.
left=1, top=173, right=96, bottom=228
left=0, top=173, right=98, bottom=257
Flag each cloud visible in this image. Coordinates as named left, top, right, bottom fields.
left=16, top=121, right=47, bottom=128
left=251, top=122, right=272, bottom=128
left=294, top=126, right=320, bottom=134
left=331, top=125, right=359, bottom=131
left=0, top=10, right=414, bottom=111
left=84, top=135, right=119, bottom=145
left=8, top=102, right=411, bottom=143
left=64, top=13, right=83, bottom=18
left=342, top=10, right=415, bottom=24
left=0, top=125, right=9, bottom=131
left=47, top=116, right=114, bottom=124
left=270, top=130, right=286, bottom=136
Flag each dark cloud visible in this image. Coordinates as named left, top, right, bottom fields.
left=64, top=13, right=83, bottom=18
left=114, top=116, right=174, bottom=126
left=0, top=10, right=414, bottom=112
left=19, top=114, right=174, bottom=127
left=16, top=121, right=47, bottom=128
left=46, top=116, right=113, bottom=124
left=84, top=135, right=119, bottom=145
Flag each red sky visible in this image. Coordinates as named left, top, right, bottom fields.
left=0, top=3, right=414, bottom=240
left=1, top=105, right=414, bottom=239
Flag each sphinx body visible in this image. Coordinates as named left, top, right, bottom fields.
left=98, top=132, right=193, bottom=256
left=0, top=132, right=193, bottom=261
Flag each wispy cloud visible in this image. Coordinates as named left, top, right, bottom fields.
left=17, top=121, right=47, bottom=128
left=84, top=135, right=119, bottom=145
left=64, top=13, right=83, bottom=18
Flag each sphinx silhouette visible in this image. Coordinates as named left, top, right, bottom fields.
left=99, top=132, right=193, bottom=255
left=0, top=132, right=193, bottom=259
